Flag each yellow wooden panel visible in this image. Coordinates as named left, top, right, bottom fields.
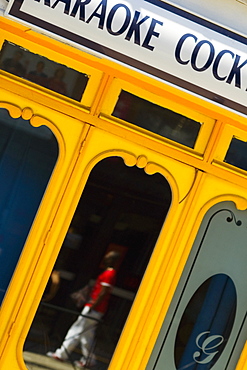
left=100, top=78, right=216, bottom=155
left=211, top=125, right=247, bottom=179
left=0, top=122, right=197, bottom=369
left=40, top=126, right=197, bottom=370
left=0, top=23, right=103, bottom=109
left=0, top=86, right=88, bottom=362
left=1, top=14, right=247, bottom=370
left=213, top=126, right=247, bottom=162
left=1, top=16, right=247, bottom=135
left=122, top=174, right=247, bottom=370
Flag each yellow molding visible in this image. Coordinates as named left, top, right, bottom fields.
left=1, top=14, right=247, bottom=370
left=1, top=16, right=247, bottom=128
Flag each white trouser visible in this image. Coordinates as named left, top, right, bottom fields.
left=54, top=305, right=103, bottom=365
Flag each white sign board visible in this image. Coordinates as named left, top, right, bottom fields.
left=5, top=0, right=247, bottom=115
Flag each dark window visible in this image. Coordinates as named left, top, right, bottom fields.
left=112, top=91, right=201, bottom=148
left=0, top=108, right=58, bottom=303
left=224, top=137, right=247, bottom=171
left=24, top=157, right=172, bottom=369
left=174, top=274, right=236, bottom=370
left=0, top=41, right=89, bottom=102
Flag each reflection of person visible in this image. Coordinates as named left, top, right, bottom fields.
left=47, top=251, right=120, bottom=369
left=47, top=67, right=67, bottom=95
left=1, top=50, right=26, bottom=77
left=42, top=270, right=61, bottom=302
left=27, top=61, right=47, bottom=87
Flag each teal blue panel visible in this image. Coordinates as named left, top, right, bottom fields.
left=0, top=108, right=58, bottom=302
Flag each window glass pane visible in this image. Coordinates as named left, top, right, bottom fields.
left=0, top=108, right=58, bottom=303
left=0, top=41, right=89, bottom=102
left=174, top=273, right=236, bottom=369
left=224, top=137, right=247, bottom=171
left=112, top=91, right=201, bottom=148
left=24, top=157, right=172, bottom=369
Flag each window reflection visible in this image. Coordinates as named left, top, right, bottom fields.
left=24, top=157, right=172, bottom=369
left=174, top=274, right=236, bottom=370
left=0, top=41, right=89, bottom=102
left=224, top=137, right=247, bottom=171
left=0, top=108, right=58, bottom=303
left=112, top=91, right=201, bottom=148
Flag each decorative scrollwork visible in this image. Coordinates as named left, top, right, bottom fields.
left=22, top=107, right=33, bottom=120
left=136, top=155, right=147, bottom=168
left=0, top=102, right=22, bottom=118
left=196, top=207, right=242, bottom=266
left=0, top=102, right=54, bottom=130
left=225, top=210, right=242, bottom=226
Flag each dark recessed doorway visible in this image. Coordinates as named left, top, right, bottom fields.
left=24, top=156, right=172, bottom=369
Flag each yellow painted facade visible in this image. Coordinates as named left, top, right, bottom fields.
left=0, top=13, right=247, bottom=370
